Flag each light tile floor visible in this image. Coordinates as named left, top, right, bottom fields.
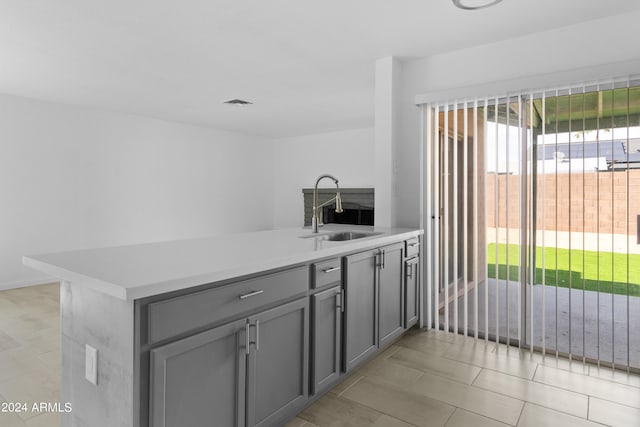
left=1, top=283, right=639, bottom=427
left=0, top=283, right=61, bottom=427
left=290, top=328, right=640, bottom=426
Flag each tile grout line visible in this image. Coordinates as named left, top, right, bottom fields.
left=587, top=368, right=640, bottom=390
left=468, top=371, right=591, bottom=416
left=470, top=366, right=483, bottom=385
left=387, top=413, right=420, bottom=427
left=442, top=406, right=457, bottom=427
left=394, top=344, right=542, bottom=390
left=524, top=403, right=614, bottom=427
left=533, top=365, right=640, bottom=410
left=531, top=362, right=541, bottom=384
left=514, top=400, right=526, bottom=427
left=434, top=341, right=603, bottom=421
left=335, top=374, right=364, bottom=397
left=340, top=369, right=459, bottom=424
left=535, top=355, right=640, bottom=389
left=588, top=394, right=640, bottom=411
left=405, top=339, right=547, bottom=382
left=336, top=390, right=423, bottom=427
left=463, top=377, right=584, bottom=423
left=360, top=362, right=523, bottom=427
left=445, top=405, right=522, bottom=427
left=385, top=356, right=480, bottom=387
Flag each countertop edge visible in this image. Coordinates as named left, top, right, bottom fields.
left=22, top=255, right=129, bottom=300
left=24, top=228, right=423, bottom=301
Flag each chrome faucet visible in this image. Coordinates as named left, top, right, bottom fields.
left=312, top=174, right=343, bottom=233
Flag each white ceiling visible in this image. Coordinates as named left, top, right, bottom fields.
left=2, top=0, right=639, bottom=137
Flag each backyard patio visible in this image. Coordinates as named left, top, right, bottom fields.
left=443, top=279, right=640, bottom=370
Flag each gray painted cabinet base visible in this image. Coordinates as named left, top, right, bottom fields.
left=343, top=249, right=379, bottom=372
left=405, top=256, right=420, bottom=328
left=149, top=297, right=308, bottom=427
left=378, top=243, right=405, bottom=348
left=343, top=243, right=407, bottom=373
left=247, top=297, right=309, bottom=427
left=149, top=319, right=246, bottom=427
left=56, top=235, right=420, bottom=427
left=311, top=286, right=342, bottom=395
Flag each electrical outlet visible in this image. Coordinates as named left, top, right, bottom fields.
left=85, top=344, right=98, bottom=385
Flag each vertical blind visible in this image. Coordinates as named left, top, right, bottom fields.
left=421, top=77, right=640, bottom=371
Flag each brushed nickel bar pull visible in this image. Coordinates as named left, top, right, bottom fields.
left=255, top=320, right=260, bottom=351
left=239, top=290, right=264, bottom=300
left=409, top=242, right=421, bottom=247
left=245, top=320, right=251, bottom=355
left=340, top=289, right=345, bottom=313
left=407, top=263, right=413, bottom=279
left=322, top=267, right=340, bottom=273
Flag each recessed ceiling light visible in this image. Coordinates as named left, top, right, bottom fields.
left=452, top=0, right=503, bottom=10
left=223, top=99, right=253, bottom=105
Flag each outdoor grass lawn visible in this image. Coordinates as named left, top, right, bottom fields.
left=487, top=243, right=640, bottom=296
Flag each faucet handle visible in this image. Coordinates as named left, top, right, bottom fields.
left=335, top=192, right=344, bottom=213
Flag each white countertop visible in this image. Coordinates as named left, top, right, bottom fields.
left=23, top=225, right=423, bottom=301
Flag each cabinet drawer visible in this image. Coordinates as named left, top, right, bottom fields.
left=311, top=258, right=342, bottom=289
left=405, top=237, right=420, bottom=258
left=148, top=266, right=308, bottom=343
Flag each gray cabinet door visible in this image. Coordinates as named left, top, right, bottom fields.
left=247, top=297, right=309, bottom=427
left=405, top=256, right=420, bottom=328
left=378, top=243, right=405, bottom=347
left=149, top=318, right=246, bottom=427
left=311, top=285, right=342, bottom=395
left=343, top=249, right=378, bottom=372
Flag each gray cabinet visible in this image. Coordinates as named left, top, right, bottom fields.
left=405, top=237, right=420, bottom=258
left=343, top=249, right=378, bottom=372
left=405, top=256, right=420, bottom=328
left=311, top=258, right=341, bottom=289
left=150, top=297, right=308, bottom=427
left=149, top=318, right=247, bottom=427
left=343, top=243, right=406, bottom=372
left=378, top=242, right=405, bottom=347
left=310, top=285, right=342, bottom=395
left=143, top=235, right=422, bottom=427
left=146, top=267, right=307, bottom=344
left=247, top=297, right=309, bottom=427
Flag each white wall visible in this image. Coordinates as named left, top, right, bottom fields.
left=272, top=128, right=375, bottom=228
left=0, top=94, right=274, bottom=289
left=374, top=57, right=401, bottom=228
left=395, top=10, right=640, bottom=229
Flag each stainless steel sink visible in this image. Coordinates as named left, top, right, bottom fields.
left=300, top=230, right=381, bottom=241
left=325, top=231, right=378, bottom=241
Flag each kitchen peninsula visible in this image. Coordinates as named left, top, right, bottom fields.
left=23, top=225, right=422, bottom=427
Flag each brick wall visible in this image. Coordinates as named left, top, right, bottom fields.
left=486, top=170, right=640, bottom=236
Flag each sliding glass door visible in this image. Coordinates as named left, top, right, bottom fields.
left=422, top=79, right=640, bottom=371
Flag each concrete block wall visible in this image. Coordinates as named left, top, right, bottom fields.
left=486, top=170, right=640, bottom=237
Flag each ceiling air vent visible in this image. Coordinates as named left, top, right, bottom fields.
left=224, top=99, right=253, bottom=105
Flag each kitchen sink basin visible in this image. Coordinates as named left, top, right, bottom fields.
left=300, top=230, right=382, bottom=241
left=325, top=231, right=379, bottom=241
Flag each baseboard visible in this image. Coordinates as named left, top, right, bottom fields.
left=0, top=277, right=58, bottom=291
